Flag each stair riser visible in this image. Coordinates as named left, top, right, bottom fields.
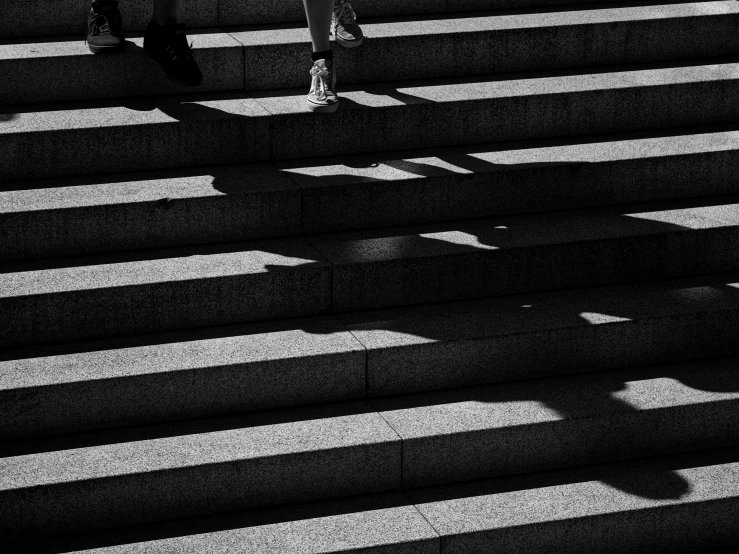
left=4, top=74, right=738, bottom=182
left=268, top=77, right=739, bottom=161
left=0, top=266, right=331, bottom=347
left=6, top=144, right=738, bottom=262
left=1, top=0, right=634, bottom=38
left=0, top=443, right=400, bottom=539
left=243, top=14, right=739, bottom=91
left=363, top=308, right=739, bottom=396
left=0, top=38, right=244, bottom=105
left=0, top=185, right=301, bottom=262
left=0, top=0, right=218, bottom=39
left=437, top=498, right=739, bottom=553
left=3, top=225, right=738, bottom=347
left=0, top=116, right=272, bottom=182
left=298, top=147, right=739, bottom=234
left=0, top=347, right=366, bottom=440
left=401, top=401, right=739, bottom=488
left=4, top=286, right=739, bottom=439
left=324, top=226, right=739, bottom=311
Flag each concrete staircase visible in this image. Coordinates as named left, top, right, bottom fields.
left=3, top=0, right=739, bottom=551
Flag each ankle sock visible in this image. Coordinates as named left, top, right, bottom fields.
left=312, top=50, right=333, bottom=62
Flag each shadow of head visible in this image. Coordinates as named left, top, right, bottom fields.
left=603, top=466, right=691, bottom=500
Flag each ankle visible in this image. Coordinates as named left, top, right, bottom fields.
left=312, top=50, right=333, bottom=62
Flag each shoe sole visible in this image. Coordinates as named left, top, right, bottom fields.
left=307, top=99, right=339, bottom=114
left=88, top=43, right=126, bottom=54
left=335, top=36, right=363, bottom=48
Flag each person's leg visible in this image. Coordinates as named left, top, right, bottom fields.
left=87, top=0, right=125, bottom=54
left=304, top=0, right=338, bottom=113
left=332, top=0, right=364, bottom=48
left=304, top=0, right=334, bottom=54
left=144, top=0, right=203, bottom=87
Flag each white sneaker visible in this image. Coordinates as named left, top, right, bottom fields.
left=307, top=59, right=339, bottom=113
left=332, top=0, right=364, bottom=48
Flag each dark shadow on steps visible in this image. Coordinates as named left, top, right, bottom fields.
left=14, top=448, right=739, bottom=553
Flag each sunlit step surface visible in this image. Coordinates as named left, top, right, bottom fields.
left=3, top=274, right=739, bottom=438
left=1, top=0, right=646, bottom=38
left=4, top=61, right=739, bottom=180
left=5, top=125, right=739, bottom=262
left=14, top=448, right=739, bottom=552
left=5, top=2, right=739, bottom=104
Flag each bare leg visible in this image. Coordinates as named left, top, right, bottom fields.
left=303, top=0, right=333, bottom=52
left=152, top=0, right=178, bottom=25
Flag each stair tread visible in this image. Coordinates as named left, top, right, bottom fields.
left=2, top=60, right=737, bottom=133
left=2, top=273, right=739, bottom=438
left=374, top=357, right=739, bottom=438
left=0, top=401, right=398, bottom=489
left=230, top=1, right=739, bottom=45
left=2, top=124, right=736, bottom=212
left=15, top=447, right=739, bottom=553
left=4, top=2, right=739, bottom=104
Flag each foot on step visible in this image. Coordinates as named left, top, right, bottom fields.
left=87, top=0, right=125, bottom=54
left=332, top=0, right=364, bottom=48
left=307, top=57, right=339, bottom=113
left=143, top=20, right=203, bottom=87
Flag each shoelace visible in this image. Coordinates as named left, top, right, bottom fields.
left=86, top=12, right=115, bottom=41
left=165, top=28, right=195, bottom=63
left=333, top=0, right=357, bottom=25
left=310, top=63, right=332, bottom=101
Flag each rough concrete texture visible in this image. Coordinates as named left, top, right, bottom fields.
left=409, top=447, right=739, bottom=553
left=283, top=125, right=739, bottom=233
left=253, top=62, right=739, bottom=161
left=221, top=0, right=446, bottom=26
left=0, top=164, right=301, bottom=261
left=3, top=62, right=739, bottom=180
left=0, top=31, right=244, bottom=105
left=312, top=197, right=739, bottom=311
left=4, top=125, right=739, bottom=261
left=17, top=493, right=439, bottom=554
left=340, top=273, right=739, bottom=395
left=0, top=316, right=365, bottom=439
left=0, top=0, right=216, bottom=38
left=230, top=2, right=739, bottom=91
left=0, top=401, right=401, bottom=538
left=0, top=93, right=272, bottom=181
left=374, top=358, right=739, bottom=487
left=0, top=238, right=331, bottom=347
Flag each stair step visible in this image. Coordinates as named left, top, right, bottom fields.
left=235, top=2, right=739, bottom=90
left=0, top=238, right=332, bottom=347
left=0, top=163, right=301, bottom=261
left=0, top=401, right=402, bottom=539
left=13, top=448, right=739, bottom=552
left=1, top=0, right=638, bottom=38
left=375, top=357, right=739, bottom=487
left=1, top=0, right=218, bottom=39
left=409, top=447, right=739, bottom=553
left=3, top=274, right=739, bottom=437
left=341, top=272, right=739, bottom=395
left=0, top=316, right=366, bottom=439
left=0, top=31, right=245, bottom=105
left=4, top=125, right=739, bottom=261
left=313, top=196, right=739, bottom=311
left=3, top=61, right=739, bottom=181
left=4, top=360, right=739, bottom=539
left=4, top=197, right=739, bottom=346
left=5, top=2, right=738, bottom=104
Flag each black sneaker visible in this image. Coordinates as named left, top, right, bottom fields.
left=143, top=20, right=203, bottom=87
left=87, top=0, right=125, bottom=54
